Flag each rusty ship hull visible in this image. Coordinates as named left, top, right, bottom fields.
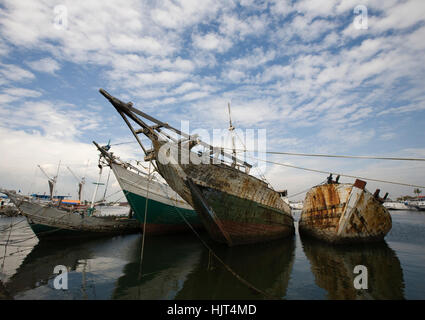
left=153, top=140, right=295, bottom=246
left=2, top=190, right=141, bottom=239
left=299, top=179, right=392, bottom=244
left=98, top=88, right=295, bottom=246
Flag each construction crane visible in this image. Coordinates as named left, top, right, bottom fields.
left=37, top=161, right=61, bottom=200
left=67, top=166, right=86, bottom=202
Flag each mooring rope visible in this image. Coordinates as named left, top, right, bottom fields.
left=286, top=179, right=328, bottom=199
left=244, top=155, right=425, bottom=189
left=137, top=160, right=152, bottom=298
left=156, top=176, right=277, bottom=299
left=223, top=147, right=425, bottom=162
left=171, top=205, right=277, bottom=299
left=0, top=218, right=27, bottom=232
left=1, top=218, right=14, bottom=273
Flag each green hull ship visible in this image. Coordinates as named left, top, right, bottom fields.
left=95, top=142, right=202, bottom=235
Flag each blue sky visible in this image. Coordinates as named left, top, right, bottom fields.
left=0, top=0, right=424, bottom=201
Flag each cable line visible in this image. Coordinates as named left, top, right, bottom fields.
left=223, top=148, right=425, bottom=162
left=245, top=155, right=425, bottom=189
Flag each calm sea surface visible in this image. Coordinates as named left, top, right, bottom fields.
left=1, top=210, right=424, bottom=300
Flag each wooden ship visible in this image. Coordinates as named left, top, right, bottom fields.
left=98, top=89, right=294, bottom=246
left=0, top=201, right=20, bottom=217
left=93, top=141, right=202, bottom=235
left=1, top=189, right=141, bottom=239
left=299, top=175, right=392, bottom=244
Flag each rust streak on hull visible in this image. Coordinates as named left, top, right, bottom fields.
left=98, top=89, right=294, bottom=246
left=299, top=181, right=392, bottom=244
left=153, top=140, right=295, bottom=246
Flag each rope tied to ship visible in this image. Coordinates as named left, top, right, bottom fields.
left=155, top=179, right=279, bottom=299
left=222, top=147, right=425, bottom=162
left=244, top=155, right=425, bottom=189
left=137, top=158, right=152, bottom=298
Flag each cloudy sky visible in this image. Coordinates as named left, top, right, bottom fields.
left=0, top=0, right=424, bottom=202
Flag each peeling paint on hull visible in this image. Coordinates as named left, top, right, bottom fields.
left=5, top=192, right=141, bottom=239
left=191, top=185, right=295, bottom=245
left=299, top=181, right=392, bottom=244
left=153, top=140, right=295, bottom=246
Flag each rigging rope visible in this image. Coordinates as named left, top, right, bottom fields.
left=155, top=174, right=278, bottom=299
left=137, top=159, right=152, bottom=298
left=170, top=204, right=277, bottom=299
left=286, top=179, right=328, bottom=199
left=223, top=147, right=425, bottom=162
left=245, top=155, right=425, bottom=189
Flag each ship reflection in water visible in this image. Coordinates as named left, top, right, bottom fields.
left=1, top=210, right=424, bottom=299
left=300, top=237, right=405, bottom=299
left=113, top=235, right=295, bottom=299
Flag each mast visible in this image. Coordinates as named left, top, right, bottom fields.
left=90, top=166, right=104, bottom=209
left=227, top=102, right=237, bottom=168
left=53, top=161, right=61, bottom=201
left=98, top=89, right=252, bottom=170
left=102, top=167, right=112, bottom=204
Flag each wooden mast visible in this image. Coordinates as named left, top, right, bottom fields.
left=227, top=102, right=237, bottom=168
left=98, top=89, right=252, bottom=170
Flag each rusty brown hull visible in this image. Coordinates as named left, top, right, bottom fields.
left=153, top=140, right=294, bottom=246
left=299, top=181, right=392, bottom=244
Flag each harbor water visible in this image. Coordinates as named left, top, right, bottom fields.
left=1, top=210, right=424, bottom=300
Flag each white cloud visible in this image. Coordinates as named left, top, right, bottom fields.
left=378, top=102, right=425, bottom=116
left=219, top=13, right=269, bottom=39
left=0, top=87, right=42, bottom=104
left=150, top=0, right=225, bottom=30
left=26, top=57, right=61, bottom=74
left=229, top=47, right=276, bottom=69
left=371, top=0, right=425, bottom=33
left=223, top=69, right=246, bottom=82
left=0, top=100, right=100, bottom=139
left=0, top=63, right=34, bottom=84
left=0, top=0, right=424, bottom=202
left=192, top=32, right=233, bottom=52
left=173, top=82, right=201, bottom=94
left=0, top=126, right=132, bottom=202
left=269, top=0, right=294, bottom=17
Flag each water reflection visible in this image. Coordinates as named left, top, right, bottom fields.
left=6, top=239, right=93, bottom=296
left=0, top=217, right=38, bottom=284
left=5, top=234, right=141, bottom=299
left=112, top=234, right=203, bottom=299
left=113, top=234, right=296, bottom=299
left=175, top=236, right=296, bottom=299
left=301, top=237, right=405, bottom=299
